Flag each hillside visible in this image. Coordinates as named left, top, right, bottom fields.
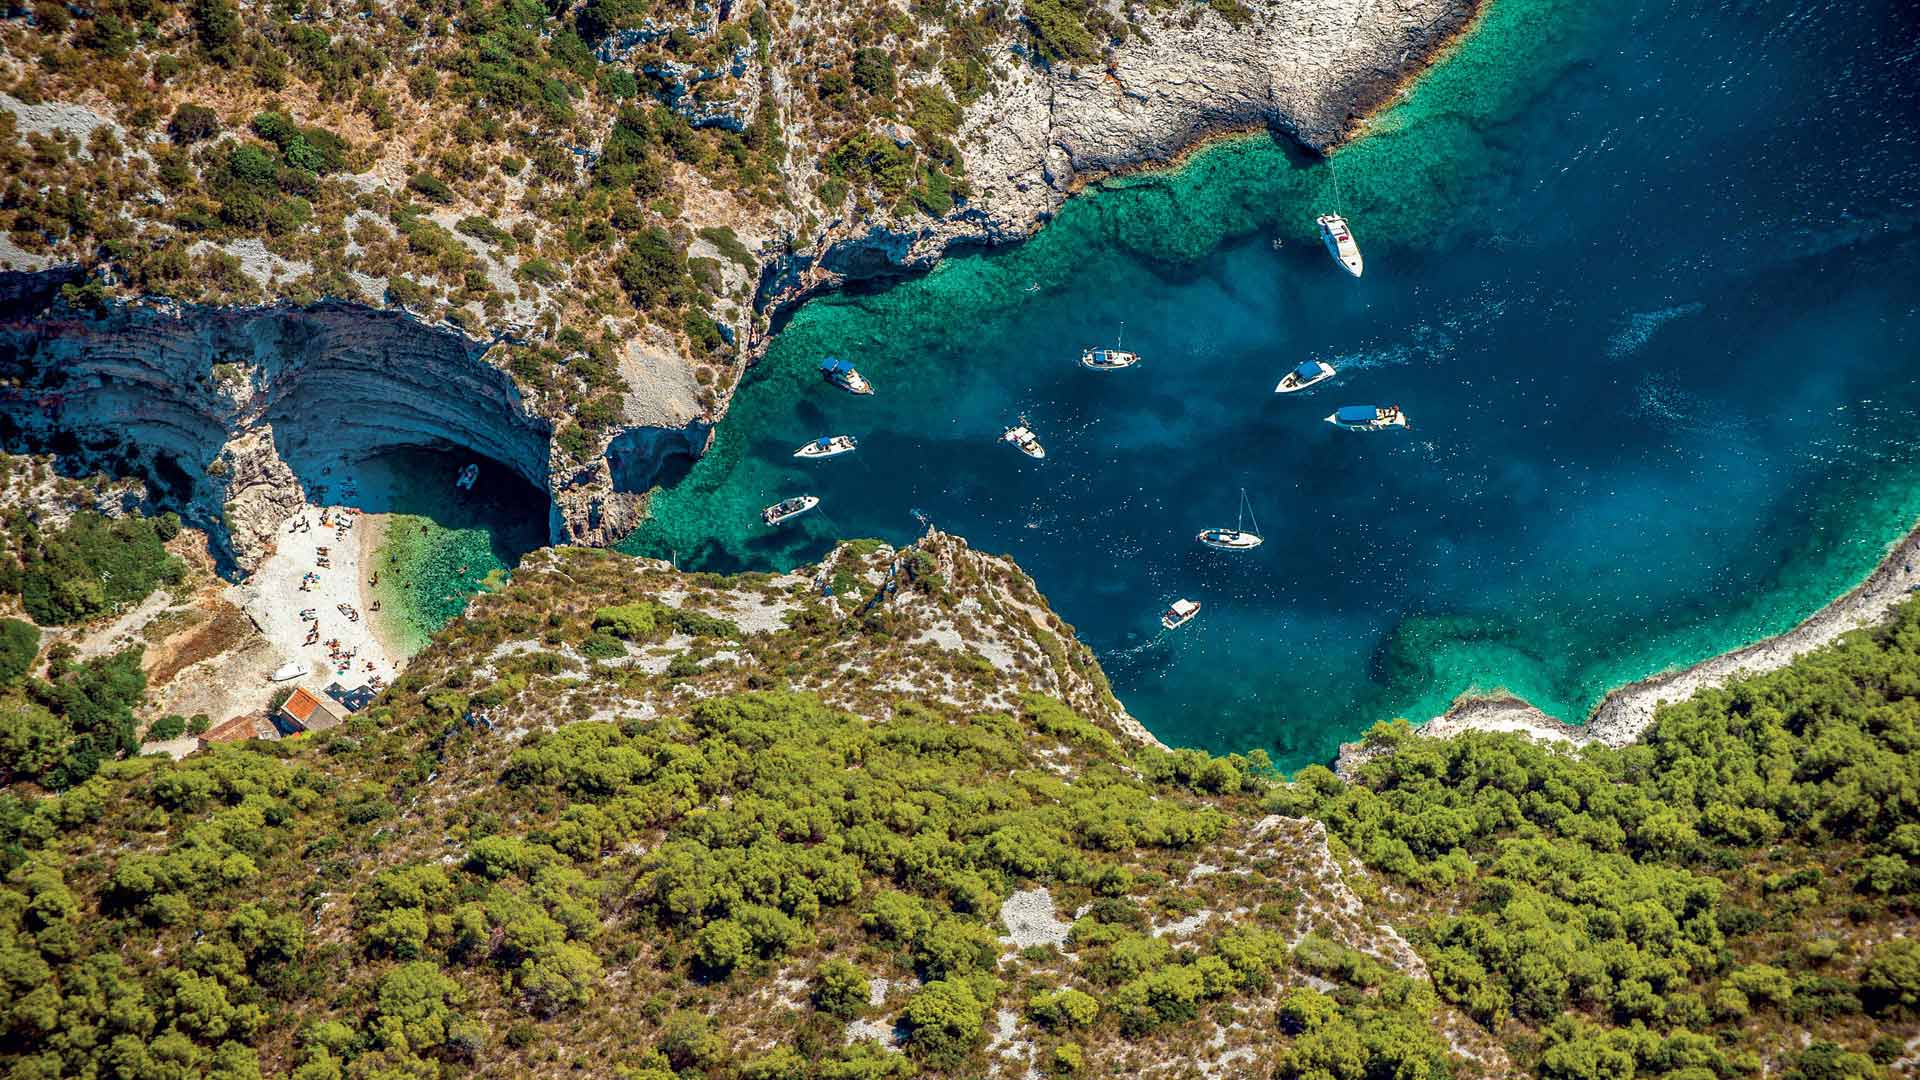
left=2, top=523, right=1918, bottom=1078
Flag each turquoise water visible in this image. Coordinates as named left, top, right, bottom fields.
left=349, top=449, right=548, bottom=652
left=618, top=0, right=1920, bottom=766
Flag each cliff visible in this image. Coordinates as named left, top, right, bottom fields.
left=0, top=290, right=708, bottom=572
left=1, top=0, right=1479, bottom=549
left=757, top=0, right=1479, bottom=346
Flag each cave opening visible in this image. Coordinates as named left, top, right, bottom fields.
left=302, top=444, right=551, bottom=570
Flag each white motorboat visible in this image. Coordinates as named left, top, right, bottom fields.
left=1198, top=488, right=1265, bottom=551
left=1326, top=404, right=1409, bottom=431
left=1080, top=347, right=1140, bottom=371
left=1161, top=599, right=1201, bottom=631
left=819, top=357, right=873, bottom=395
left=1317, top=214, right=1364, bottom=278
left=794, top=435, right=858, bottom=460
left=270, top=662, right=306, bottom=682
left=762, top=495, right=819, bottom=526
left=1002, top=422, right=1045, bottom=460
left=1275, top=359, right=1336, bottom=394
left=455, top=463, right=478, bottom=490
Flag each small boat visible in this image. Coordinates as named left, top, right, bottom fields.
left=1161, top=599, right=1201, bottom=631
left=1002, top=422, right=1045, bottom=460
left=1317, top=214, right=1363, bottom=278
left=1275, top=359, right=1336, bottom=394
left=819, top=357, right=873, bottom=395
left=1197, top=488, right=1264, bottom=551
left=762, top=495, right=819, bottom=526
left=455, top=463, right=478, bottom=490
left=793, top=435, right=857, bottom=459
left=1080, top=347, right=1140, bottom=371
left=270, top=662, right=306, bottom=682
left=1325, top=404, right=1409, bottom=431
left=1081, top=323, right=1140, bottom=371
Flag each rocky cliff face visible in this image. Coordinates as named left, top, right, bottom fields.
left=752, top=0, right=1477, bottom=343
left=0, top=289, right=705, bottom=571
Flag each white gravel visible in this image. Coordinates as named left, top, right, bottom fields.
left=997, top=887, right=1071, bottom=950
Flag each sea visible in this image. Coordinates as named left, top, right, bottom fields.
left=414, top=0, right=1920, bottom=768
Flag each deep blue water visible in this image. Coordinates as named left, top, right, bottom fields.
left=622, top=0, right=1920, bottom=767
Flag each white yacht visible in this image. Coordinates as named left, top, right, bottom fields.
left=793, top=435, right=857, bottom=460
left=1317, top=214, right=1364, bottom=278
left=1002, top=422, right=1046, bottom=460
left=1275, top=359, right=1336, bottom=394
left=1161, top=599, right=1201, bottom=631
left=1325, top=404, right=1408, bottom=431
left=1197, top=488, right=1265, bottom=551
left=762, top=495, right=819, bottom=526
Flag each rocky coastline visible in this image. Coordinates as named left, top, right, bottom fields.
left=1337, top=515, right=1920, bottom=775
left=749, top=0, right=1483, bottom=358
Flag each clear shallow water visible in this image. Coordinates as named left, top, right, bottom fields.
left=350, top=449, right=549, bottom=653
left=619, top=0, right=1920, bottom=767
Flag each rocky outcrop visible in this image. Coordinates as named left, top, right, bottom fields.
left=752, top=0, right=1478, bottom=347
left=0, top=289, right=705, bottom=571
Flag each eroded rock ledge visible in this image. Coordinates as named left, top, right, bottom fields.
left=752, top=0, right=1480, bottom=344
left=0, top=282, right=707, bottom=572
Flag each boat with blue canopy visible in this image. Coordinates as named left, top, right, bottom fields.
left=1325, top=404, right=1408, bottom=431
left=1275, top=359, right=1336, bottom=394
left=1080, top=347, right=1140, bottom=371
left=793, top=435, right=857, bottom=459
left=819, top=357, right=873, bottom=395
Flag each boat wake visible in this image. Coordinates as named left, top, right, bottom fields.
left=1607, top=302, right=1705, bottom=359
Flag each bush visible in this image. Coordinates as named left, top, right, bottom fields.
left=813, top=959, right=870, bottom=1018
left=408, top=173, right=455, bottom=204
left=146, top=714, right=187, bottom=742
left=0, top=619, right=40, bottom=685
left=169, top=103, right=221, bottom=144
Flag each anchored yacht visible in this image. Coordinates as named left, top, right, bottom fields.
left=819, top=357, right=873, bottom=395
left=762, top=495, right=819, bottom=526
left=1317, top=214, right=1364, bottom=278
left=1080, top=347, right=1140, bottom=371
left=794, top=435, right=857, bottom=460
left=1002, top=422, right=1046, bottom=460
left=1197, top=488, right=1265, bottom=551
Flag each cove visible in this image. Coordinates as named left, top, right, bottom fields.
left=621, top=0, right=1920, bottom=768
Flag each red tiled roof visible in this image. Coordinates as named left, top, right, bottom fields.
left=282, top=687, right=323, bottom=723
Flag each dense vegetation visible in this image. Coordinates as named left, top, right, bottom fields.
left=0, top=526, right=1916, bottom=1076
left=3, top=0, right=1167, bottom=427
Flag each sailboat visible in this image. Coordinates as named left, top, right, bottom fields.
left=1275, top=359, right=1336, bottom=394
left=1197, top=488, right=1264, bottom=551
left=1081, top=325, right=1139, bottom=370
left=1317, top=214, right=1364, bottom=278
